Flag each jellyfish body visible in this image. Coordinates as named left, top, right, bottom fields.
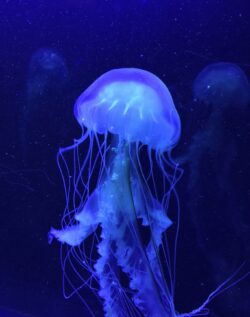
left=193, top=62, right=250, bottom=109
left=27, top=48, right=68, bottom=103
left=178, top=63, right=250, bottom=316
left=180, top=62, right=250, bottom=190
left=20, top=48, right=69, bottom=158
left=50, top=68, right=237, bottom=317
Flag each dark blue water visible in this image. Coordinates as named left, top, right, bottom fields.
left=0, top=1, right=249, bottom=316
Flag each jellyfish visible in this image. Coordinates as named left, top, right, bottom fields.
left=193, top=62, right=250, bottom=109
left=177, top=63, right=250, bottom=316
left=49, top=68, right=243, bottom=317
left=181, top=62, right=250, bottom=189
left=27, top=48, right=68, bottom=104
left=20, top=48, right=69, bottom=159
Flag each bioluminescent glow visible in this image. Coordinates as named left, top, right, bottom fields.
left=49, top=68, right=246, bottom=317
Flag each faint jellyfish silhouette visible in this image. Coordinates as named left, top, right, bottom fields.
left=49, top=68, right=244, bottom=317
left=20, top=48, right=69, bottom=158
left=178, top=62, right=250, bottom=316
left=182, top=62, right=250, bottom=188
left=193, top=62, right=250, bottom=109
left=27, top=48, right=68, bottom=103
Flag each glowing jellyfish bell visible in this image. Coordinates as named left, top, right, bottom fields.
left=50, top=68, right=242, bottom=317
left=193, top=62, right=250, bottom=109
left=74, top=68, right=181, bottom=151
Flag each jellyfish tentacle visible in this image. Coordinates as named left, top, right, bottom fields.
left=179, top=264, right=250, bottom=317
left=49, top=187, right=101, bottom=246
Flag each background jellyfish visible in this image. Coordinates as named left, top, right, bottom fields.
left=181, top=62, right=250, bottom=189
left=49, top=68, right=243, bottom=317
left=193, top=62, right=250, bottom=109
left=20, top=48, right=69, bottom=158
left=27, top=48, right=69, bottom=104
left=177, top=62, right=250, bottom=316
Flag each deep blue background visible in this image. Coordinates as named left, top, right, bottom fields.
left=0, top=1, right=249, bottom=316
